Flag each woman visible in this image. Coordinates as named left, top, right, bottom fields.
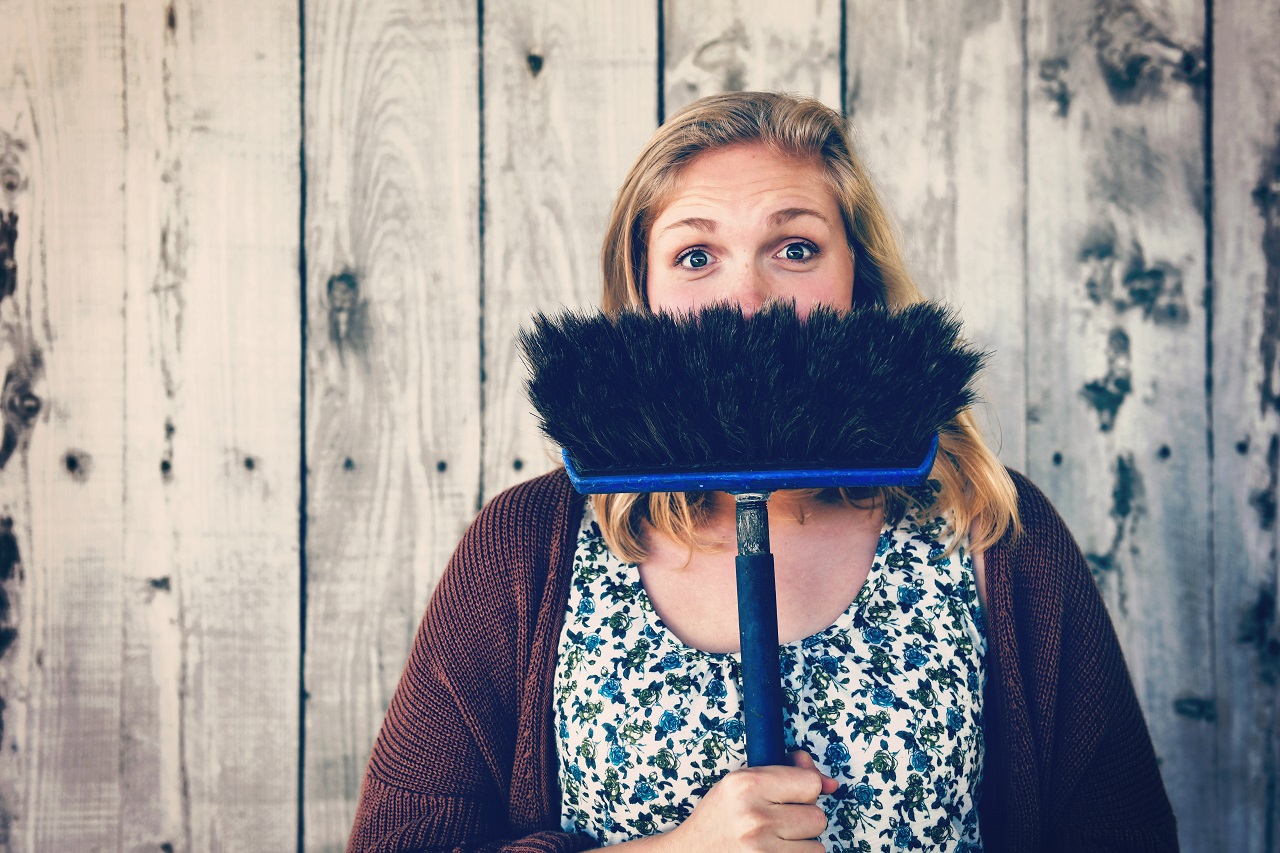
left=347, top=92, right=1177, bottom=852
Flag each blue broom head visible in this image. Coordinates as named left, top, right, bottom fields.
left=518, top=301, right=986, bottom=494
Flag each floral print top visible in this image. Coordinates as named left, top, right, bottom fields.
left=554, top=497, right=986, bottom=851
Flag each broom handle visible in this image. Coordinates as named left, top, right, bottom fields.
left=734, top=492, right=786, bottom=767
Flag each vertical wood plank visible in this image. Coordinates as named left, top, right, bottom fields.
left=0, top=2, right=127, bottom=848
left=302, top=0, right=482, bottom=849
left=481, top=1, right=658, bottom=501
left=1211, top=0, right=1280, bottom=846
left=1024, top=1, right=1214, bottom=847
left=120, top=1, right=302, bottom=850
left=844, top=0, right=1027, bottom=470
left=663, top=0, right=842, bottom=117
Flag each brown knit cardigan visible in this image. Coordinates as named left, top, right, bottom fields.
left=347, top=468, right=1178, bottom=852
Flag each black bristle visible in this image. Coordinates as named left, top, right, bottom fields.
left=519, top=302, right=985, bottom=477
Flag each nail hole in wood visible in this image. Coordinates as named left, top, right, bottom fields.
left=436, top=460, right=447, bottom=473
left=343, top=457, right=355, bottom=471
left=527, top=54, right=544, bottom=76
left=1052, top=452, right=1063, bottom=466
left=65, top=451, right=92, bottom=480
left=243, top=456, right=256, bottom=471
left=1236, top=439, right=1250, bottom=455
left=513, top=458, right=524, bottom=471
left=1157, top=445, right=1171, bottom=460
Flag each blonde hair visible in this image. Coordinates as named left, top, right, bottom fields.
left=593, top=91, right=1019, bottom=560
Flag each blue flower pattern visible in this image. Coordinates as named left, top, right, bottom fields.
left=555, top=501, right=985, bottom=850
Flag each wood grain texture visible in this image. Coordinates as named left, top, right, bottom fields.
left=1024, top=0, right=1214, bottom=847
left=845, top=0, right=1027, bottom=471
left=0, top=2, right=127, bottom=848
left=119, top=5, right=191, bottom=846
left=302, top=0, right=482, bottom=849
left=481, top=0, right=658, bottom=502
left=663, top=0, right=842, bottom=117
left=120, top=1, right=302, bottom=850
left=1211, top=0, right=1280, bottom=847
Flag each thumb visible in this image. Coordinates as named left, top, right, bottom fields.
left=787, top=749, right=839, bottom=795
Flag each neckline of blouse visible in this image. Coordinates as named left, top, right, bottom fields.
left=578, top=500, right=901, bottom=664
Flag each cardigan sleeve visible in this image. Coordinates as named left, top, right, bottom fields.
left=346, top=475, right=593, bottom=853
left=998, top=471, right=1179, bottom=852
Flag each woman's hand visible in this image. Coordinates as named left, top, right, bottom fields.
left=663, top=750, right=837, bottom=851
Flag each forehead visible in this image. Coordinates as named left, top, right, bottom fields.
left=651, top=143, right=837, bottom=225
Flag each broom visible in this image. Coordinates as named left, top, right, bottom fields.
left=519, top=300, right=984, bottom=768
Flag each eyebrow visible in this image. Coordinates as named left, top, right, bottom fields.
left=657, top=216, right=718, bottom=236
left=767, top=207, right=830, bottom=228
left=656, top=208, right=831, bottom=237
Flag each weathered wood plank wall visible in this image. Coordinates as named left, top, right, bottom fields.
left=0, top=0, right=302, bottom=849
left=0, top=1, right=1272, bottom=851
left=845, top=0, right=1028, bottom=471
left=1024, top=2, right=1216, bottom=849
left=120, top=3, right=302, bottom=850
left=1213, top=0, right=1280, bottom=847
left=0, top=4, right=128, bottom=847
left=478, top=1, right=658, bottom=502
left=302, top=1, right=482, bottom=848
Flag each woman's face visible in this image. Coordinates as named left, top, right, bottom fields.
left=645, top=143, right=854, bottom=317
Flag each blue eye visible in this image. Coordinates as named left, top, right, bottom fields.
left=779, top=242, right=816, bottom=261
left=678, top=248, right=711, bottom=269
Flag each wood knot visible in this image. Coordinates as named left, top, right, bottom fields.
left=0, top=169, right=21, bottom=195
left=1090, top=0, right=1201, bottom=103
left=0, top=211, right=17, bottom=303
left=1172, top=696, right=1216, bottom=722
left=1080, top=327, right=1132, bottom=432
left=1037, top=58, right=1071, bottom=117
left=0, top=132, right=28, bottom=198
left=1239, top=586, right=1279, bottom=684
left=326, top=270, right=366, bottom=349
left=0, top=356, right=43, bottom=470
left=5, top=388, right=40, bottom=424
left=0, top=516, right=21, bottom=582
left=327, top=270, right=358, bottom=311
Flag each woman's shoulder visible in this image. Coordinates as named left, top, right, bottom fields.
left=423, top=467, right=585, bottom=651
left=441, top=466, right=585, bottom=590
left=478, top=465, right=578, bottom=516
left=996, top=468, right=1077, bottom=551
left=461, top=467, right=581, bottom=546
left=985, top=467, right=1095, bottom=603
